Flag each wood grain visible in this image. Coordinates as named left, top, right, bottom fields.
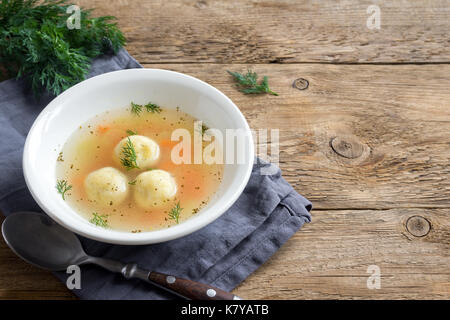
left=1, top=0, right=449, bottom=300
left=1, top=208, right=448, bottom=300
left=139, top=63, right=450, bottom=210
left=0, top=221, right=75, bottom=299
left=1, top=63, right=449, bottom=299
left=75, top=0, right=450, bottom=64
left=233, top=208, right=450, bottom=299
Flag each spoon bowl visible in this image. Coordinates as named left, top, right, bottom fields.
left=1, top=211, right=87, bottom=271
left=2, top=211, right=242, bottom=300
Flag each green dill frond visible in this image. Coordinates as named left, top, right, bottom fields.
left=201, top=124, right=209, bottom=135
left=120, top=137, right=139, bottom=170
left=227, top=70, right=278, bottom=96
left=89, top=212, right=108, bottom=228
left=0, top=0, right=126, bottom=97
left=126, top=129, right=137, bottom=136
left=168, top=201, right=183, bottom=224
left=128, top=180, right=136, bottom=185
left=144, top=102, right=162, bottom=113
left=130, top=101, right=161, bottom=115
left=56, top=179, right=72, bottom=200
left=194, top=122, right=209, bottom=136
left=130, top=102, right=143, bottom=116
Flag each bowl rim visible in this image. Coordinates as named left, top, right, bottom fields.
left=23, top=68, right=254, bottom=245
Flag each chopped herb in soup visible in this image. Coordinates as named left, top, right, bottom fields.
left=56, top=103, right=223, bottom=232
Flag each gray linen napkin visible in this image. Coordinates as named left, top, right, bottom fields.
left=0, top=49, right=311, bottom=299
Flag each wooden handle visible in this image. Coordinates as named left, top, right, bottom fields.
left=148, top=271, right=242, bottom=300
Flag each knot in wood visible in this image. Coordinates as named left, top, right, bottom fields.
left=293, top=78, right=309, bottom=90
left=195, top=1, right=207, bottom=9
left=330, top=136, right=365, bottom=159
left=406, top=216, right=431, bottom=237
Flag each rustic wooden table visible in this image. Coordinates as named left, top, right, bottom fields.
left=1, top=0, right=449, bottom=299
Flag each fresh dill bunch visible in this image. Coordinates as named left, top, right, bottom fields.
left=89, top=212, right=108, bottom=228
left=168, top=201, right=183, bottom=224
left=120, top=137, right=139, bottom=170
left=130, top=101, right=161, bottom=115
left=227, top=70, right=278, bottom=96
left=126, top=129, right=137, bottom=136
left=56, top=179, right=72, bottom=200
left=0, top=0, right=126, bottom=97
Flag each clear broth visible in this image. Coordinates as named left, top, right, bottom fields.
left=56, top=106, right=223, bottom=232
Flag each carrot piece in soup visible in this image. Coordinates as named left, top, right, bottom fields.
left=160, top=139, right=178, bottom=149
left=98, top=125, right=110, bottom=133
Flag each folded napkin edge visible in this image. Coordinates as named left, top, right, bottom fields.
left=211, top=209, right=308, bottom=292
left=280, top=191, right=312, bottom=222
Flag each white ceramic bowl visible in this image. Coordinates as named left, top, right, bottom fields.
left=23, top=69, right=254, bottom=245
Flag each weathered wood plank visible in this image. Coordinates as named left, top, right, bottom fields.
left=1, top=0, right=449, bottom=302
left=1, top=63, right=449, bottom=299
left=138, top=63, right=450, bottom=210
left=233, top=208, right=450, bottom=299
left=76, top=0, right=450, bottom=63
left=0, top=229, right=75, bottom=300
left=1, top=208, right=448, bottom=299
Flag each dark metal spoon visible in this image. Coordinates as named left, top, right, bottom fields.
left=1, top=211, right=241, bottom=300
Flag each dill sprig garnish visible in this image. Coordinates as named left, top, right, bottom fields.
left=120, top=137, right=139, bottom=170
left=195, top=123, right=210, bottom=136
left=126, top=129, right=137, bottom=136
left=0, top=0, right=126, bottom=97
left=130, top=101, right=161, bottom=116
left=89, top=212, right=108, bottom=228
left=128, top=180, right=136, bottom=185
left=201, top=124, right=209, bottom=135
left=56, top=179, right=72, bottom=200
left=144, top=102, right=162, bottom=113
left=130, top=102, right=143, bottom=116
left=227, top=70, right=278, bottom=96
left=168, top=201, right=183, bottom=224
